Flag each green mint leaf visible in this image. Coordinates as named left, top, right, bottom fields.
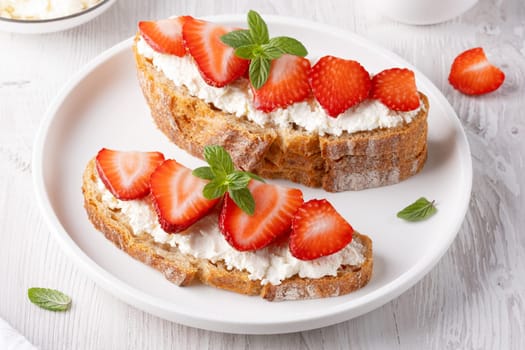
left=203, top=180, right=228, bottom=200
left=234, top=44, right=260, bottom=59
left=249, top=57, right=271, bottom=90
left=268, top=36, right=308, bottom=57
left=260, top=44, right=284, bottom=60
left=226, top=171, right=252, bottom=190
left=28, top=287, right=71, bottom=312
left=245, top=171, right=265, bottom=183
left=203, top=145, right=234, bottom=177
left=397, top=197, right=437, bottom=222
left=229, top=188, right=255, bottom=215
left=192, top=166, right=215, bottom=180
left=247, top=10, right=269, bottom=44
left=220, top=29, right=253, bottom=48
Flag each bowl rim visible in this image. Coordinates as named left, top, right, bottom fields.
left=0, top=0, right=111, bottom=23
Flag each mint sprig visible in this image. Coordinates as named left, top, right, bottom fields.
left=220, top=10, right=308, bottom=89
left=28, top=287, right=72, bottom=312
left=397, top=197, right=437, bottom=222
left=192, top=145, right=264, bottom=215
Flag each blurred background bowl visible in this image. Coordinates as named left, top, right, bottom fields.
left=369, top=0, right=478, bottom=25
left=0, top=0, right=117, bottom=34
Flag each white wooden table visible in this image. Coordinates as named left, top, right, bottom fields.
left=1, top=0, right=524, bottom=348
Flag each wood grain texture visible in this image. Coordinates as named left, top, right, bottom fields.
left=1, top=0, right=524, bottom=349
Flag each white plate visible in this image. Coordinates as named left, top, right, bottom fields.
left=33, top=15, right=472, bottom=334
left=0, top=0, right=117, bottom=34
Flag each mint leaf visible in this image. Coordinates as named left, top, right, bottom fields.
left=229, top=188, right=255, bottom=215
left=192, top=166, right=214, bottom=180
left=203, top=180, right=228, bottom=199
left=397, top=197, right=437, bottom=222
left=249, top=57, right=271, bottom=89
left=226, top=171, right=252, bottom=190
left=234, top=44, right=259, bottom=59
left=247, top=10, right=269, bottom=44
left=268, top=36, right=308, bottom=57
left=195, top=145, right=264, bottom=215
left=204, top=145, right=234, bottom=176
left=261, top=44, right=284, bottom=59
left=28, top=287, right=71, bottom=312
left=245, top=171, right=265, bottom=183
left=221, top=10, right=308, bottom=90
left=220, top=29, right=253, bottom=48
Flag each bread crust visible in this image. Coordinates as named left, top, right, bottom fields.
left=82, top=158, right=373, bottom=301
left=133, top=38, right=428, bottom=192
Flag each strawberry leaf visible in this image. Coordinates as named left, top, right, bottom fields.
left=229, top=188, right=255, bottom=215
left=397, top=197, right=437, bottom=222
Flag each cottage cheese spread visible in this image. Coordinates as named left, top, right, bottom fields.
left=97, top=179, right=365, bottom=285
left=136, top=37, right=422, bottom=137
left=0, top=0, right=101, bottom=20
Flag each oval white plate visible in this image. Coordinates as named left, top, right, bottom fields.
left=0, top=0, right=117, bottom=34
left=33, top=15, right=472, bottom=334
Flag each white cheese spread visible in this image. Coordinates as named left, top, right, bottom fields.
left=0, top=0, right=102, bottom=20
left=136, top=37, right=422, bottom=137
left=97, top=178, right=365, bottom=286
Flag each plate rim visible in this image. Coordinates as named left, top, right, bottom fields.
left=32, top=14, right=472, bottom=334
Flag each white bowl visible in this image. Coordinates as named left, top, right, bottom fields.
left=0, top=0, right=117, bottom=34
left=370, top=0, right=478, bottom=25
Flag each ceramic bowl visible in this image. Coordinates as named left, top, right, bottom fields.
left=0, top=0, right=117, bottom=34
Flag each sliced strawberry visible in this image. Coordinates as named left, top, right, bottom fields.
left=96, top=148, right=165, bottom=200
left=138, top=16, right=191, bottom=56
left=219, top=181, right=303, bottom=251
left=309, top=55, right=371, bottom=117
left=290, top=199, right=353, bottom=261
left=252, top=54, right=311, bottom=112
left=448, top=47, right=505, bottom=95
left=182, top=17, right=249, bottom=87
left=370, top=68, right=420, bottom=111
left=150, top=160, right=219, bottom=233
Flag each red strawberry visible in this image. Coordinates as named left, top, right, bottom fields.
left=150, top=160, right=220, bottom=233
left=96, top=148, right=165, bottom=200
left=448, top=47, right=505, bottom=95
left=309, top=55, right=371, bottom=117
left=290, top=199, right=354, bottom=261
left=219, top=181, right=304, bottom=251
left=138, top=16, right=191, bottom=56
left=370, top=68, right=420, bottom=111
left=182, top=17, right=249, bottom=87
left=252, top=54, right=312, bottom=112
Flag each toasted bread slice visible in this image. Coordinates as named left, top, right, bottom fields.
left=82, top=158, right=373, bottom=301
left=133, top=37, right=428, bottom=192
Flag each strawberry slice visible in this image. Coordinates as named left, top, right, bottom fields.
left=219, top=181, right=304, bottom=251
left=290, top=199, right=353, bottom=261
left=309, top=55, right=371, bottom=117
left=448, top=47, right=505, bottom=95
left=96, top=148, right=165, bottom=200
left=252, top=54, right=312, bottom=112
left=138, top=16, right=191, bottom=56
left=150, top=160, right=220, bottom=233
left=182, top=17, right=249, bottom=87
left=370, top=68, right=420, bottom=111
